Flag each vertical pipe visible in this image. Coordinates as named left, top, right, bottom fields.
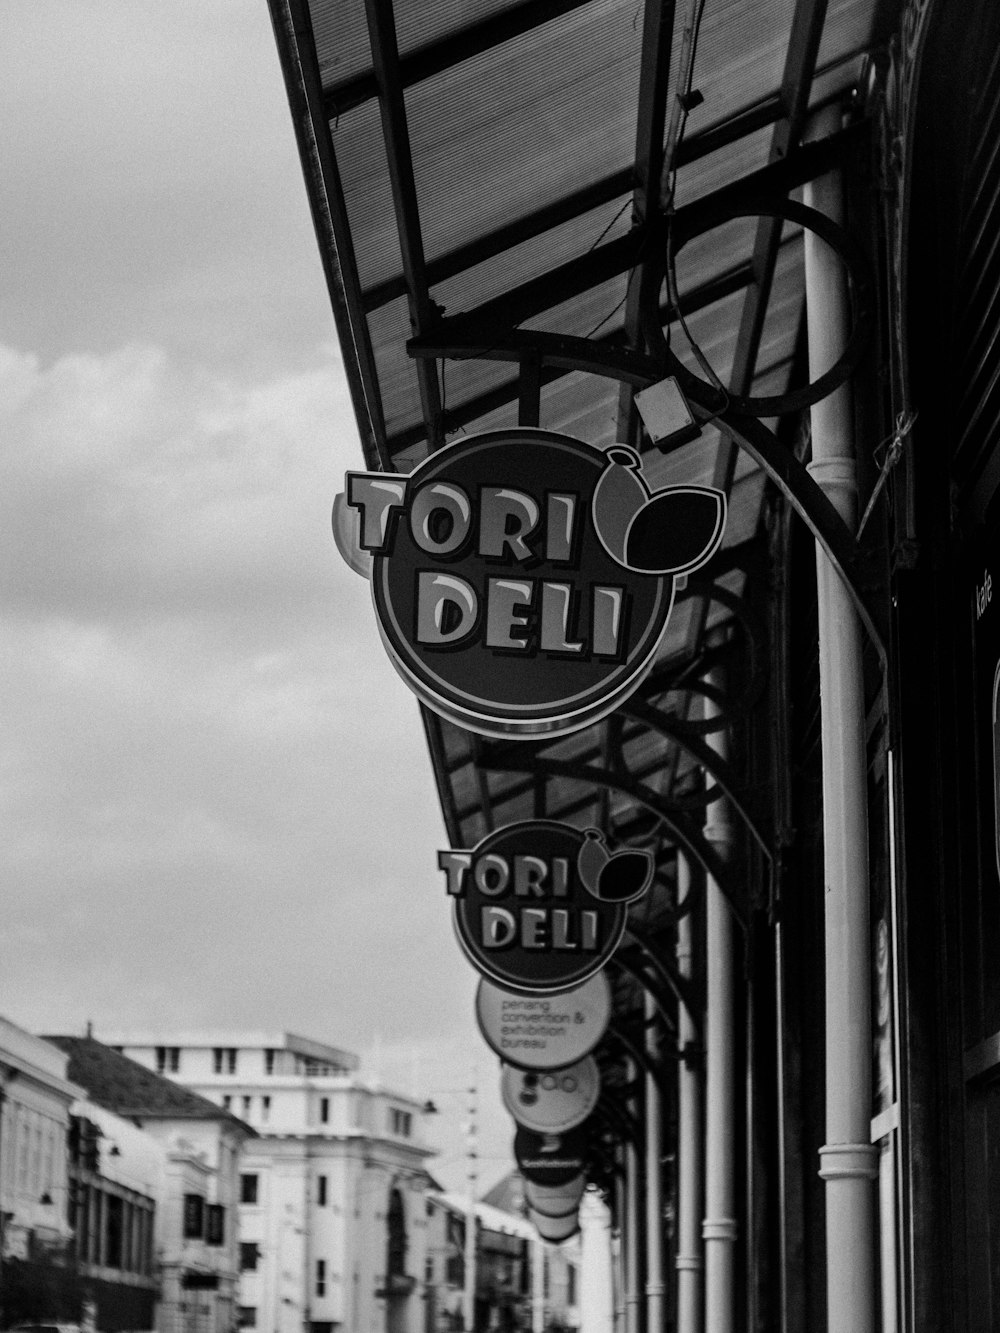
left=625, top=1132, right=643, bottom=1333
left=614, top=1173, right=628, bottom=1333
left=645, top=992, right=665, bottom=1333
left=803, top=104, right=878, bottom=1333
left=703, top=675, right=737, bottom=1333
left=675, top=852, right=703, bottom=1333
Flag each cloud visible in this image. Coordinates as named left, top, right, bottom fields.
left=0, top=342, right=453, bottom=1057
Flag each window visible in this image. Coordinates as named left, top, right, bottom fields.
left=390, top=1108, right=412, bottom=1137
left=317, top=1175, right=328, bottom=1207
left=183, top=1193, right=205, bottom=1240
left=261, top=1096, right=271, bottom=1123
left=240, top=1242, right=260, bottom=1272
left=567, top=1264, right=577, bottom=1305
left=264, top=1048, right=276, bottom=1075
left=319, top=1098, right=330, bottom=1124
left=242, top=1095, right=252, bottom=1118
left=240, top=1174, right=259, bottom=1205
left=237, top=1307, right=257, bottom=1328
left=213, top=1047, right=237, bottom=1075
left=155, top=1046, right=180, bottom=1074
left=222, top=1095, right=232, bottom=1111
left=316, top=1258, right=326, bottom=1298
left=206, top=1203, right=225, bottom=1245
left=386, top=1188, right=407, bottom=1277
left=106, top=1193, right=124, bottom=1267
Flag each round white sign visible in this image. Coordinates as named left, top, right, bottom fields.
left=476, top=971, right=612, bottom=1070
left=529, top=1206, right=580, bottom=1243
left=524, top=1173, right=587, bottom=1218
left=500, top=1056, right=601, bottom=1134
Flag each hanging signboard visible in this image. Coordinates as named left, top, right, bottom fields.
left=475, top=971, right=612, bottom=1069
left=342, top=429, right=725, bottom=739
left=514, top=1124, right=590, bottom=1187
left=524, top=1174, right=587, bottom=1218
left=440, top=820, right=653, bottom=994
left=528, top=1207, right=580, bottom=1243
left=500, top=1056, right=601, bottom=1134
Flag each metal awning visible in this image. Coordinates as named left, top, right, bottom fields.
left=267, top=0, right=896, bottom=1165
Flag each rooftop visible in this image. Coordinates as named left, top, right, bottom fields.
left=46, top=1035, right=255, bottom=1133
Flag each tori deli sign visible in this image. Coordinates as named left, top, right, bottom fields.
left=440, top=820, right=652, bottom=993
left=343, top=428, right=725, bottom=738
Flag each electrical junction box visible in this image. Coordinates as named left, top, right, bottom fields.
left=634, top=375, right=701, bottom=450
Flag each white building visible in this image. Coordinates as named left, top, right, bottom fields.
left=50, top=1035, right=255, bottom=1333
left=102, top=1031, right=438, bottom=1333
left=0, top=1016, right=80, bottom=1262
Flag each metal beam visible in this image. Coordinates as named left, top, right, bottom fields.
left=269, top=0, right=389, bottom=468
left=411, top=125, right=863, bottom=355
left=616, top=0, right=678, bottom=444
left=360, top=92, right=802, bottom=313
left=364, top=0, right=443, bottom=448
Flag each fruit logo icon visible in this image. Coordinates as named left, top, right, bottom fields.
left=591, top=445, right=726, bottom=576
left=576, top=829, right=654, bottom=904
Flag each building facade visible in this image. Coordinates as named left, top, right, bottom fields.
left=51, top=1036, right=254, bottom=1333
left=0, top=1018, right=80, bottom=1324
left=103, top=1032, right=437, bottom=1333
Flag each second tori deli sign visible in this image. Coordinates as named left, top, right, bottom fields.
left=344, top=428, right=725, bottom=738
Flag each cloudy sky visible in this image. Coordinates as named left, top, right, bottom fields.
left=1, top=1, right=504, bottom=1190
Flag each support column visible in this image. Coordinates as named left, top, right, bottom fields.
left=675, top=852, right=703, bottom=1333
left=703, top=675, right=737, bottom=1333
left=804, top=104, right=878, bottom=1333
left=645, top=991, right=666, bottom=1333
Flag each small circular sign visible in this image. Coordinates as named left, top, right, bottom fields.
left=500, top=1056, right=601, bottom=1134
left=524, top=1174, right=587, bottom=1218
left=528, top=1207, right=580, bottom=1243
left=344, top=430, right=725, bottom=739
left=514, top=1124, right=590, bottom=1187
left=444, top=821, right=637, bottom=994
left=476, top=972, right=612, bottom=1069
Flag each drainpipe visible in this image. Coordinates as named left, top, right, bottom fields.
left=803, top=103, right=878, bottom=1333
left=645, top=992, right=665, bottom=1333
left=625, top=1131, right=643, bottom=1333
left=703, top=675, right=736, bottom=1333
left=614, top=1174, right=627, bottom=1333
left=674, top=852, right=703, bottom=1333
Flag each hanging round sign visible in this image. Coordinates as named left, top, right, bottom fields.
left=475, top=971, right=612, bottom=1069
left=500, top=1056, right=601, bottom=1134
left=524, top=1174, right=587, bottom=1218
left=514, top=1124, right=590, bottom=1187
left=440, top=820, right=653, bottom=994
left=528, top=1207, right=580, bottom=1243
left=342, top=429, right=725, bottom=739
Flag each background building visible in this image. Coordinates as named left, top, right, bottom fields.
left=103, top=1031, right=437, bottom=1333
left=50, top=1036, right=255, bottom=1333
left=0, top=1017, right=80, bottom=1325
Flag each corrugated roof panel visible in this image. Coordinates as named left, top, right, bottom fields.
left=334, top=100, right=406, bottom=289
left=307, top=0, right=370, bottom=86
left=671, top=0, right=797, bottom=139
left=404, top=0, right=642, bottom=265
left=366, top=297, right=424, bottom=439
left=430, top=196, right=634, bottom=323
left=818, top=0, right=876, bottom=68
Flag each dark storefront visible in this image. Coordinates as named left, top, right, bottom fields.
left=267, top=0, right=1000, bottom=1328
